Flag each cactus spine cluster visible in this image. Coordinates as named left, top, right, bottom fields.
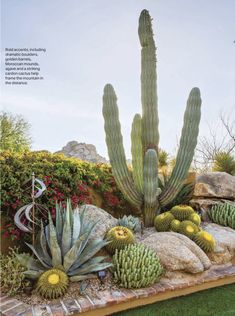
left=36, top=268, right=69, bottom=299
left=208, top=203, right=235, bottom=229
left=193, top=231, right=216, bottom=253
left=113, top=244, right=163, bottom=288
left=105, top=226, right=135, bottom=254
left=102, top=10, right=202, bottom=226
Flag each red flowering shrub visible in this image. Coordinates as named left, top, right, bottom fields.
left=1, top=151, right=136, bottom=241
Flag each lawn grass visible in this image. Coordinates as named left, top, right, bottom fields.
left=112, top=284, right=235, bottom=316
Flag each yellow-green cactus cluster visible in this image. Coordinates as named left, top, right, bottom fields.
left=113, top=244, right=163, bottom=288
left=154, top=205, right=216, bottom=252
left=105, top=226, right=135, bottom=254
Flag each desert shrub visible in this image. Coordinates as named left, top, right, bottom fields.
left=212, top=151, right=235, bottom=175
left=0, top=247, right=30, bottom=295
left=1, top=151, right=136, bottom=241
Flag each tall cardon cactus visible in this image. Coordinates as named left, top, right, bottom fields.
left=102, top=10, right=202, bottom=226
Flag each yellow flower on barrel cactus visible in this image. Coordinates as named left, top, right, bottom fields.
left=36, top=268, right=69, bottom=299
left=170, top=205, right=195, bottom=221
left=105, top=226, right=135, bottom=254
left=179, top=220, right=199, bottom=239
left=193, top=231, right=216, bottom=252
left=154, top=212, right=175, bottom=232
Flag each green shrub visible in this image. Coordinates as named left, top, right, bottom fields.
left=0, top=247, right=30, bottom=295
left=212, top=151, right=235, bottom=175
left=1, top=151, right=136, bottom=241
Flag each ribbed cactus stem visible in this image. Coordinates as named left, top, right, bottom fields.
left=131, top=114, right=144, bottom=194
left=143, top=149, right=159, bottom=226
left=159, top=88, right=201, bottom=206
left=138, top=9, right=159, bottom=153
left=102, top=84, right=142, bottom=209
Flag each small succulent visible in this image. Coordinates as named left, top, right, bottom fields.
left=113, top=244, right=163, bottom=288
left=154, top=212, right=175, bottom=232
left=36, top=268, right=69, bottom=299
left=193, top=230, right=216, bottom=252
left=17, top=201, right=112, bottom=298
left=208, top=202, right=235, bottom=230
left=105, top=226, right=135, bottom=254
left=170, top=205, right=195, bottom=221
left=179, top=220, right=199, bottom=239
left=0, top=247, right=31, bottom=296
left=117, top=215, right=141, bottom=233
left=170, top=219, right=181, bottom=232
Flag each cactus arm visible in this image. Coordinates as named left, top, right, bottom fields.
left=138, top=9, right=159, bottom=153
left=102, top=84, right=143, bottom=209
left=143, top=149, right=159, bottom=226
left=159, top=88, right=202, bottom=207
left=131, top=114, right=144, bottom=194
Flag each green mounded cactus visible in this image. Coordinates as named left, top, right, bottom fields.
left=102, top=10, right=202, bottom=226
left=113, top=244, right=163, bottom=288
left=170, top=205, right=195, bottom=221
left=154, top=212, right=175, bottom=232
left=188, top=213, right=201, bottom=226
left=117, top=215, right=141, bottom=233
left=208, top=203, right=235, bottom=230
left=36, top=268, right=69, bottom=299
left=193, top=231, right=216, bottom=253
left=105, top=226, right=135, bottom=254
left=170, top=219, right=181, bottom=232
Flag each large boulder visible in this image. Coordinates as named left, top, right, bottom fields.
left=194, top=172, right=235, bottom=200
left=202, top=222, right=235, bottom=264
left=139, top=231, right=211, bottom=274
left=79, top=204, right=118, bottom=240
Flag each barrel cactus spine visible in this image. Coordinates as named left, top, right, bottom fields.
left=102, top=9, right=202, bottom=227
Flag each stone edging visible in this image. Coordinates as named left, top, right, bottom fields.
left=0, top=264, right=235, bottom=316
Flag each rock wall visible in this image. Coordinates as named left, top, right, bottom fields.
left=56, top=141, right=107, bottom=163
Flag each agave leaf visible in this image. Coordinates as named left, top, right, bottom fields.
left=67, top=256, right=108, bottom=276
left=68, top=199, right=74, bottom=229
left=72, top=208, right=81, bottom=244
left=25, top=242, right=51, bottom=268
left=78, top=220, right=101, bottom=255
left=69, top=274, right=97, bottom=282
left=61, top=204, right=72, bottom=256
left=40, top=220, right=52, bottom=265
left=48, top=213, right=62, bottom=266
left=79, top=205, right=87, bottom=234
left=24, top=270, right=42, bottom=279
left=45, top=224, right=50, bottom=248
left=69, top=238, right=109, bottom=271
left=69, top=262, right=112, bottom=276
left=63, top=232, right=88, bottom=272
left=56, top=202, right=63, bottom=245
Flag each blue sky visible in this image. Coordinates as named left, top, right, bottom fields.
left=1, top=0, right=235, bottom=158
